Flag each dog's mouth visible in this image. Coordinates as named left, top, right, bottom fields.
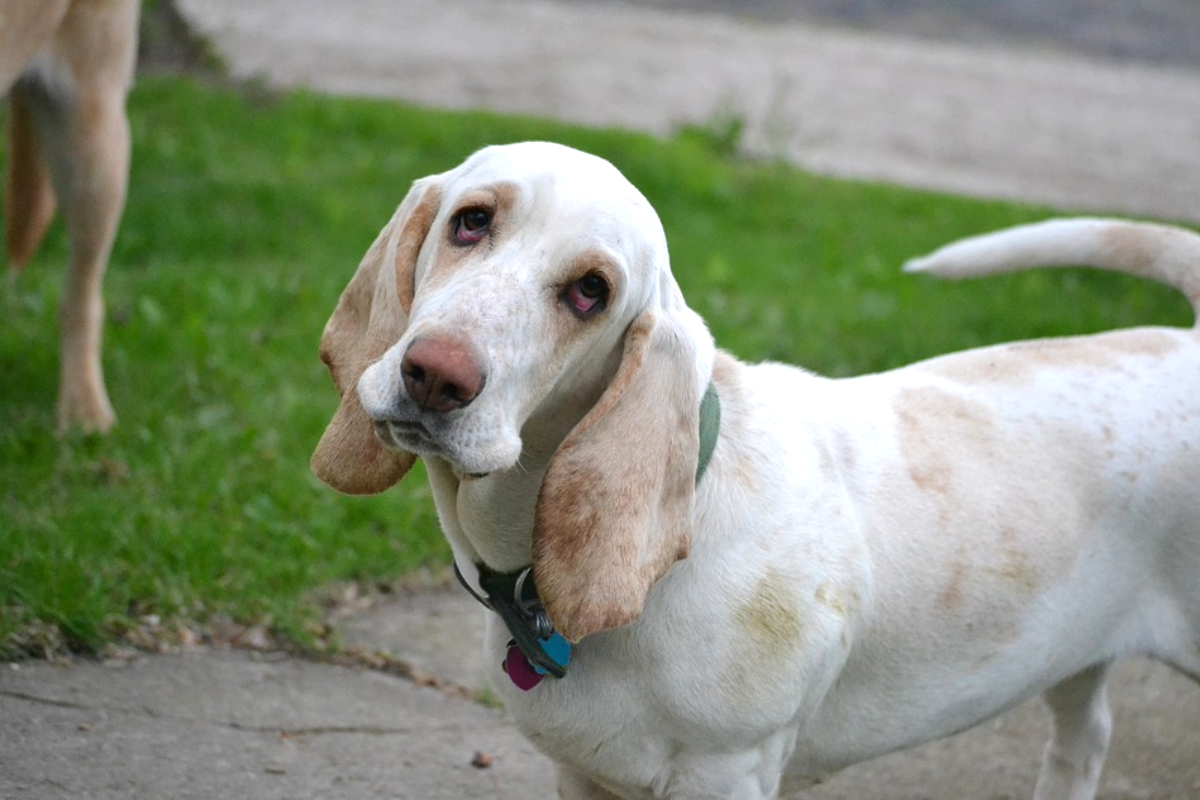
left=375, top=419, right=437, bottom=454
left=373, top=419, right=490, bottom=480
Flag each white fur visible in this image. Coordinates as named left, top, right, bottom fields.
left=339, top=147, right=1200, bottom=799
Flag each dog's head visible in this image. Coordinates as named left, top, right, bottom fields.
left=312, top=142, right=715, bottom=640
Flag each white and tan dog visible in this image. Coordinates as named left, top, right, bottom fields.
left=1, top=0, right=140, bottom=431
left=313, top=142, right=1200, bottom=799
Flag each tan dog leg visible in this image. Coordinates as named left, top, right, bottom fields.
left=4, top=88, right=56, bottom=268
left=51, top=87, right=130, bottom=432
left=54, top=1, right=137, bottom=432
left=13, top=76, right=130, bottom=432
left=2, top=0, right=70, bottom=270
left=7, top=0, right=138, bottom=432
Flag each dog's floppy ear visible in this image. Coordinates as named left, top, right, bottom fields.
left=311, top=181, right=441, bottom=494
left=532, top=309, right=703, bottom=642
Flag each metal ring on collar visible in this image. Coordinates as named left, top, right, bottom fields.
left=513, top=567, right=554, bottom=639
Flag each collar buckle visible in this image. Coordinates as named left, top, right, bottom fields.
left=456, top=562, right=570, bottom=681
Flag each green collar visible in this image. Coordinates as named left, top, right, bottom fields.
left=696, top=381, right=721, bottom=484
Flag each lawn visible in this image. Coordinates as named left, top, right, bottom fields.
left=1, top=75, right=1191, bottom=659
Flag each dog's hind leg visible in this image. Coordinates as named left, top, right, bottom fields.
left=1031, top=662, right=1114, bottom=800
left=2, top=1, right=70, bottom=271
left=5, top=85, right=58, bottom=272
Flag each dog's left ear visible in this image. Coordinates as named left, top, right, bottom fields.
left=533, top=309, right=703, bottom=642
left=311, top=181, right=441, bottom=494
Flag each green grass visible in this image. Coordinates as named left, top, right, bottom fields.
left=1, top=75, right=1191, bottom=659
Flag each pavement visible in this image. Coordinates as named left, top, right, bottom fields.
left=4, top=592, right=1200, bottom=799
left=5, top=1, right=1200, bottom=798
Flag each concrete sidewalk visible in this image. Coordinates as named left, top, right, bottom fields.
left=0, top=642, right=553, bottom=800
left=3, top=589, right=1199, bottom=799
left=5, top=2, right=1200, bottom=798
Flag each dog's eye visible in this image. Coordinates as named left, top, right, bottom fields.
left=453, top=209, right=491, bottom=244
left=564, top=273, right=609, bottom=317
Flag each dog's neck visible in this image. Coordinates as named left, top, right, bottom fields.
left=427, top=457, right=547, bottom=573
left=427, top=377, right=722, bottom=599
left=426, top=343, right=625, bottom=578
left=423, top=383, right=602, bottom=581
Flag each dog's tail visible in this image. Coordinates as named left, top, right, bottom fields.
left=904, top=218, right=1200, bottom=322
left=4, top=85, right=57, bottom=273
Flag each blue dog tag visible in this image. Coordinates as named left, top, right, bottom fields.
left=533, top=632, right=571, bottom=675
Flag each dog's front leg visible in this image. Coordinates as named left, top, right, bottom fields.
left=1032, top=662, right=1114, bottom=800
left=32, top=0, right=137, bottom=432
left=50, top=82, right=129, bottom=433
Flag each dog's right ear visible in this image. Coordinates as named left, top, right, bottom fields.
left=311, top=180, right=442, bottom=494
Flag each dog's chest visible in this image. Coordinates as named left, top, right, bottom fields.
left=480, top=563, right=853, bottom=794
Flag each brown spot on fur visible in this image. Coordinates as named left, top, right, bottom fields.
left=987, top=535, right=1039, bottom=595
left=937, top=533, right=1040, bottom=613
left=736, top=571, right=803, bottom=660
left=938, top=560, right=967, bottom=610
left=894, top=386, right=993, bottom=496
left=815, top=581, right=859, bottom=620
left=711, top=351, right=739, bottom=385
left=1018, top=329, right=1181, bottom=365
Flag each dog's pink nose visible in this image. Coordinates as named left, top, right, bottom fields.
left=401, top=336, right=485, bottom=413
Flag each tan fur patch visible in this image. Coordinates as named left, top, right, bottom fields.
left=1100, top=223, right=1200, bottom=307
left=736, top=571, right=804, bottom=660
left=894, top=385, right=995, bottom=497
left=815, top=581, right=860, bottom=620
left=395, top=185, right=443, bottom=313
left=888, top=384, right=1081, bottom=622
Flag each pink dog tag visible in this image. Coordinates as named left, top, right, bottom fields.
left=504, top=644, right=544, bottom=691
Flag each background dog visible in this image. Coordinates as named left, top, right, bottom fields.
left=1, top=0, right=140, bottom=432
